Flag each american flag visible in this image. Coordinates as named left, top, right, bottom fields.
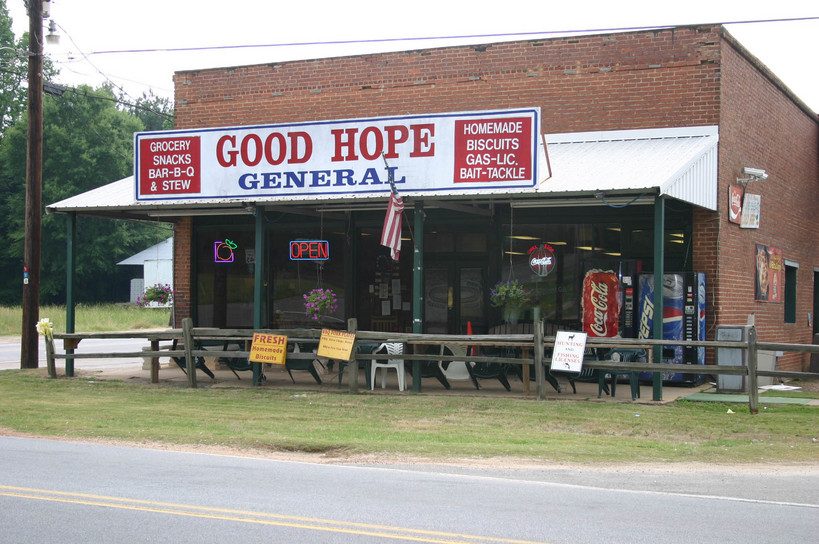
left=380, top=190, right=404, bottom=261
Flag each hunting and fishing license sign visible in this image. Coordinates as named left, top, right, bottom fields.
left=550, top=331, right=588, bottom=373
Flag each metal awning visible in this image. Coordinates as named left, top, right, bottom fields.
left=46, top=125, right=719, bottom=219
left=537, top=125, right=719, bottom=209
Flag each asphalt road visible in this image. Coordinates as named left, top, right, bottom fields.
left=0, top=337, right=148, bottom=372
left=1, top=436, right=816, bottom=543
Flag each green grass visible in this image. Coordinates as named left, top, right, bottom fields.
left=0, top=371, right=816, bottom=464
left=0, top=304, right=172, bottom=336
left=1, top=304, right=816, bottom=465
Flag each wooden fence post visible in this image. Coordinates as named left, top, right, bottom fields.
left=535, top=319, right=545, bottom=400
left=348, top=318, right=359, bottom=393
left=747, top=325, right=758, bottom=414
left=182, top=318, right=197, bottom=389
left=150, top=339, right=160, bottom=384
left=45, top=335, right=56, bottom=379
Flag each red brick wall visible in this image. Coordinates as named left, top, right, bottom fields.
left=174, top=26, right=722, bottom=134
left=172, top=217, right=193, bottom=327
left=717, top=34, right=819, bottom=370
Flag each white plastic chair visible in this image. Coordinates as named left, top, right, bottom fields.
left=439, top=344, right=479, bottom=389
left=370, top=342, right=406, bottom=391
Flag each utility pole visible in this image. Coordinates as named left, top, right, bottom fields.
left=21, top=0, right=44, bottom=369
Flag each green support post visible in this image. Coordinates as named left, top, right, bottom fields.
left=252, top=206, right=264, bottom=386
left=347, top=318, right=359, bottom=394
left=412, top=201, right=424, bottom=392
left=652, top=195, right=665, bottom=401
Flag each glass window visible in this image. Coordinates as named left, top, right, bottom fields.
left=196, top=229, right=256, bottom=328
left=499, top=223, right=624, bottom=326
left=269, top=229, right=346, bottom=329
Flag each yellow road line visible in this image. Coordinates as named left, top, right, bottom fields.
left=0, top=485, right=551, bottom=544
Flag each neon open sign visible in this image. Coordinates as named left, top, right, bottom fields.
left=290, top=240, right=329, bottom=261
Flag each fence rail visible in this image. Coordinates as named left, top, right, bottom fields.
left=45, top=318, right=819, bottom=414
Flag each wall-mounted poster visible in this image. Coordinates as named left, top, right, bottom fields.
left=755, top=243, right=782, bottom=303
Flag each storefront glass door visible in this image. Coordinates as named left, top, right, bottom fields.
left=424, top=264, right=485, bottom=334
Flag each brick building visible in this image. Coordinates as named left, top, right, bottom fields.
left=49, top=24, right=819, bottom=374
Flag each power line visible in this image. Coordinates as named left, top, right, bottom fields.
left=58, top=85, right=174, bottom=120
left=53, top=21, right=143, bottom=106
left=84, top=16, right=819, bottom=57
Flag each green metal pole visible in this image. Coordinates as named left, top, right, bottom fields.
left=652, top=195, right=665, bottom=401
left=412, top=201, right=424, bottom=392
left=252, top=207, right=264, bottom=385
left=65, top=212, right=76, bottom=376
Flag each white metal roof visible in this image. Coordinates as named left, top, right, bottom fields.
left=50, top=175, right=135, bottom=211
left=47, top=125, right=719, bottom=216
left=539, top=125, right=719, bottom=209
left=117, top=237, right=173, bottom=266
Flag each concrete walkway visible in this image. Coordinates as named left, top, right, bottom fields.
left=43, top=356, right=711, bottom=404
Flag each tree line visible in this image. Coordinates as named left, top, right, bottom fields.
left=0, top=1, right=174, bottom=305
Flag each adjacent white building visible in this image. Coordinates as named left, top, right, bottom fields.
left=117, top=237, right=174, bottom=304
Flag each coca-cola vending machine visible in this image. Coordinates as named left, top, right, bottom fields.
left=637, top=272, right=706, bottom=385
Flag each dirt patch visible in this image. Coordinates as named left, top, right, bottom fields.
left=788, top=377, right=819, bottom=392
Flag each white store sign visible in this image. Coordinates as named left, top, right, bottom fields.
left=550, top=330, right=588, bottom=374
left=134, top=108, right=541, bottom=202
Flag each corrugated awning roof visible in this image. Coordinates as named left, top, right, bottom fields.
left=538, top=125, right=719, bottom=209
left=46, top=125, right=719, bottom=219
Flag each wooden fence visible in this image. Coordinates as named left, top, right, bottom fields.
left=46, top=318, right=819, bottom=414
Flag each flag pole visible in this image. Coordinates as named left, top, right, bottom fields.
left=382, top=153, right=416, bottom=248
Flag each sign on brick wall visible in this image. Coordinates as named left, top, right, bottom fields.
left=134, top=108, right=542, bottom=202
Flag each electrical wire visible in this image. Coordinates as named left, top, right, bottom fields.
left=50, top=89, right=144, bottom=163
left=58, top=85, right=174, bottom=120
left=52, top=22, right=143, bottom=105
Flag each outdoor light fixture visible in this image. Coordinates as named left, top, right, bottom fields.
left=45, top=20, right=59, bottom=45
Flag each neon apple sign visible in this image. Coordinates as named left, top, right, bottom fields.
left=214, top=239, right=237, bottom=263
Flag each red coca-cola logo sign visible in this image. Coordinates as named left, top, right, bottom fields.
left=728, top=185, right=743, bottom=224
left=588, top=281, right=610, bottom=336
left=528, top=244, right=556, bottom=277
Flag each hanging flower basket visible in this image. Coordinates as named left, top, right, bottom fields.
left=489, top=279, right=532, bottom=308
left=303, top=288, right=338, bottom=321
left=489, top=280, right=532, bottom=324
left=137, top=283, right=175, bottom=308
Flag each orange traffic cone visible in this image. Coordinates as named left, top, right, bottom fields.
left=466, top=321, right=474, bottom=356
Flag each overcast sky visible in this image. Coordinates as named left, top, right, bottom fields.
left=8, top=0, right=819, bottom=113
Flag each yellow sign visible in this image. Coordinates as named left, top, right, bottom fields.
left=317, top=329, right=356, bottom=361
left=249, top=332, right=288, bottom=365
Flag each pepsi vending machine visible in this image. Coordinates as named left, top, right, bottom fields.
left=637, top=272, right=706, bottom=385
